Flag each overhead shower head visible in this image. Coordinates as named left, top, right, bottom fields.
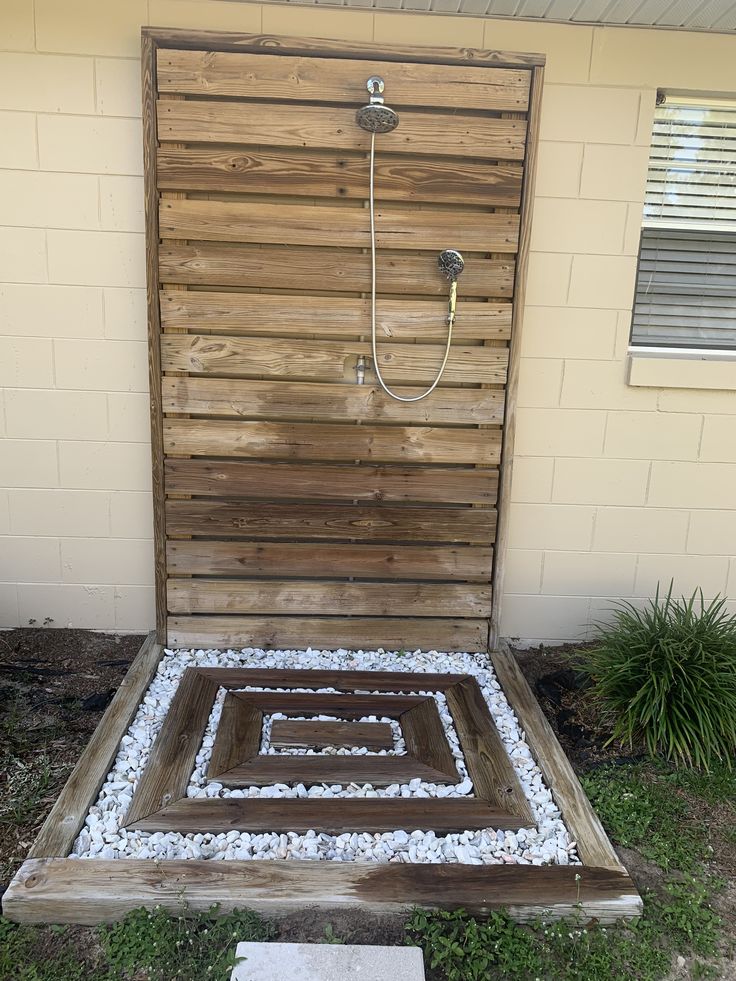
left=356, top=76, right=400, bottom=134
left=438, top=249, right=465, bottom=282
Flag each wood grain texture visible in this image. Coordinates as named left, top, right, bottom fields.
left=164, top=500, right=497, bottom=543
left=166, top=579, right=492, bottom=618
left=490, top=65, right=544, bottom=649
left=141, top=35, right=167, bottom=642
left=160, top=334, right=509, bottom=385
left=162, top=377, right=505, bottom=427
left=125, top=669, right=220, bottom=827
left=157, top=100, right=527, bottom=160
left=491, top=647, right=624, bottom=871
left=160, top=199, right=519, bottom=252
left=166, top=541, right=493, bottom=581
left=157, top=147, right=524, bottom=206
left=162, top=418, right=501, bottom=466
left=217, top=755, right=457, bottom=788
left=159, top=290, right=512, bottom=342
left=195, top=668, right=467, bottom=692
left=400, top=699, right=459, bottom=781
left=128, top=797, right=526, bottom=833
left=158, top=244, right=514, bottom=297
left=28, top=633, right=163, bottom=859
left=164, top=459, right=498, bottom=505
left=166, top=616, right=488, bottom=653
left=4, top=858, right=643, bottom=926
left=232, top=691, right=427, bottom=718
left=157, top=49, right=531, bottom=111
left=206, top=694, right=262, bottom=780
left=270, top=720, right=395, bottom=750
left=143, top=28, right=546, bottom=68
left=445, top=677, right=533, bottom=823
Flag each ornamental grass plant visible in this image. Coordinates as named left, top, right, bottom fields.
left=580, top=586, right=736, bottom=770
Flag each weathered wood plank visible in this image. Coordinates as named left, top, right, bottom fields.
left=217, top=755, right=456, bottom=788
left=144, top=27, right=546, bottom=69
left=125, top=669, right=220, bottom=827
left=129, top=797, right=526, bottom=833
left=166, top=541, right=493, bottom=581
left=164, top=459, right=498, bottom=506
left=166, top=579, right=492, bottom=618
left=162, top=419, right=501, bottom=466
left=157, top=49, right=531, bottom=111
left=195, top=668, right=467, bottom=692
left=157, top=100, right=527, bottom=160
left=491, top=648, right=625, bottom=871
left=445, top=676, right=533, bottom=823
left=160, top=199, right=520, bottom=252
left=160, top=335, right=509, bottom=385
left=28, top=633, right=163, bottom=859
left=3, top=857, right=643, bottom=925
left=158, top=244, right=514, bottom=297
left=206, top=694, right=262, bottom=780
left=164, top=500, right=497, bottom=543
left=400, top=699, right=459, bottom=781
left=270, top=720, right=395, bottom=750
left=166, top=616, right=489, bottom=653
left=162, top=377, right=505, bottom=427
left=159, top=291, right=513, bottom=343
left=233, top=692, right=427, bottom=718
left=156, top=147, right=524, bottom=207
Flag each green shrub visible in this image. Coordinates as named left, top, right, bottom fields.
left=580, top=586, right=736, bottom=769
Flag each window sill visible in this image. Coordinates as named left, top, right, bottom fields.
left=627, top=349, right=736, bottom=391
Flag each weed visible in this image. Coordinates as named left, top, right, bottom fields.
left=580, top=585, right=736, bottom=768
left=99, top=904, right=275, bottom=980
left=321, top=923, right=344, bottom=944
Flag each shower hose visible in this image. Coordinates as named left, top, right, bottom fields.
left=368, top=132, right=456, bottom=403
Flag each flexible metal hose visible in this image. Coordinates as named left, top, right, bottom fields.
left=368, top=133, right=456, bottom=403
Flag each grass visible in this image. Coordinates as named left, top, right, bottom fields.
left=0, top=906, right=276, bottom=981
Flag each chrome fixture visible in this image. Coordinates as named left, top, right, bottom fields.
left=358, top=77, right=463, bottom=403
left=355, top=354, right=367, bottom=385
left=356, top=76, right=400, bottom=134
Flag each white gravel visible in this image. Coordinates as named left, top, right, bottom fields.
left=71, top=647, right=580, bottom=867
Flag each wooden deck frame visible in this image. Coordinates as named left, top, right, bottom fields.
left=3, top=637, right=641, bottom=924
left=141, top=26, right=544, bottom=653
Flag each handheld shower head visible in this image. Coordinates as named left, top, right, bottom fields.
left=438, top=249, right=464, bottom=282
left=356, top=76, right=400, bottom=134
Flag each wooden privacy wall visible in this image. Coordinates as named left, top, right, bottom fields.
left=142, top=29, right=544, bottom=653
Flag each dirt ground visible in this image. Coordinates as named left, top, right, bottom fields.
left=1, top=629, right=734, bottom=978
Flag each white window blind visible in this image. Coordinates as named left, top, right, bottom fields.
left=631, top=98, right=736, bottom=350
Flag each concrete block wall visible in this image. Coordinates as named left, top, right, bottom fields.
left=0, top=0, right=735, bottom=642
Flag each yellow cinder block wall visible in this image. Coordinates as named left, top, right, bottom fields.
left=1, top=0, right=735, bottom=642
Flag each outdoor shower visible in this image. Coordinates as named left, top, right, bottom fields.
left=356, top=76, right=464, bottom=403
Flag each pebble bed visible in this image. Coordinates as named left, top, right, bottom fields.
left=71, top=647, right=580, bottom=867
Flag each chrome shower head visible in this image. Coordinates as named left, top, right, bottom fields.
left=438, top=249, right=465, bottom=281
left=356, top=76, right=400, bottom=134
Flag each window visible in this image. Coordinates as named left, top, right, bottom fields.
left=630, top=95, right=736, bottom=351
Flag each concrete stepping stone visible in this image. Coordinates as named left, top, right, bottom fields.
left=230, top=941, right=425, bottom=980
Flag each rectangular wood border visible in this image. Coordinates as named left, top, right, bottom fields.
left=142, top=27, right=544, bottom=650
left=4, top=636, right=641, bottom=923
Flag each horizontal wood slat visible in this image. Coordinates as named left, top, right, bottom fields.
left=157, top=49, right=531, bottom=112
left=195, top=667, right=468, bottom=690
left=162, top=418, right=501, bottom=465
left=215, top=755, right=455, bottom=788
left=160, top=335, right=509, bottom=385
left=160, top=291, right=513, bottom=342
left=157, top=101, right=527, bottom=161
left=269, top=720, right=395, bottom=750
left=166, top=615, right=489, bottom=652
left=164, top=459, right=498, bottom=505
left=157, top=147, right=524, bottom=207
left=158, top=244, right=514, bottom=297
left=160, top=199, right=520, bottom=252
left=165, top=500, right=496, bottom=543
left=167, top=579, right=492, bottom=617
left=166, top=541, right=493, bottom=581
left=162, top=377, right=505, bottom=426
